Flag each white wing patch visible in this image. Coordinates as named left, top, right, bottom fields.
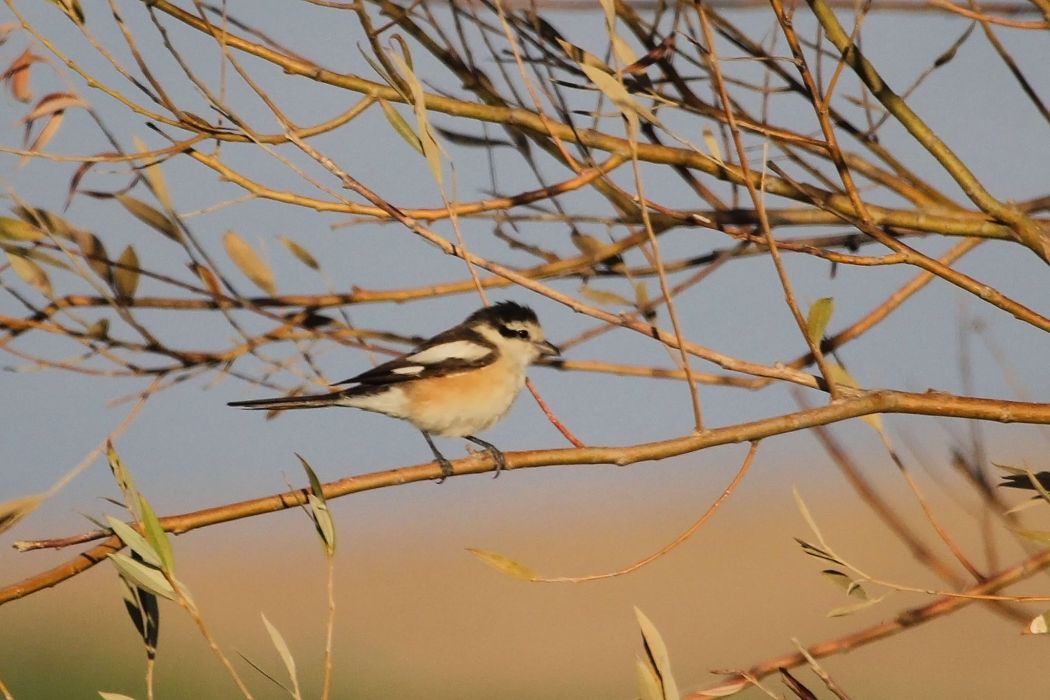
left=391, top=365, right=425, bottom=375
left=406, top=340, right=492, bottom=366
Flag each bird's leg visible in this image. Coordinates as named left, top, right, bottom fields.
left=464, top=435, right=507, bottom=477
left=421, top=431, right=454, bottom=482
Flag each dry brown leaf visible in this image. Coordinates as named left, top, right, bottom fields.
left=113, top=245, right=139, bottom=298
left=2, top=48, right=43, bottom=103
left=20, top=111, right=64, bottom=167
left=189, top=262, right=223, bottom=298
left=6, top=252, right=53, bottom=297
left=73, top=230, right=111, bottom=283
left=277, top=235, right=320, bottom=270
left=115, top=193, right=181, bottom=242
left=0, top=216, right=43, bottom=242
left=21, top=92, right=85, bottom=122
left=223, top=231, right=276, bottom=296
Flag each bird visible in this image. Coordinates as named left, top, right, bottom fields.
left=228, top=301, right=560, bottom=479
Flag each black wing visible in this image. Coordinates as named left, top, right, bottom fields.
left=333, top=326, right=496, bottom=387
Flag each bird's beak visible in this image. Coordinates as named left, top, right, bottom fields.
left=536, top=339, right=560, bottom=356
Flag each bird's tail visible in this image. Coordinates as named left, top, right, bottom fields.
left=228, top=390, right=345, bottom=411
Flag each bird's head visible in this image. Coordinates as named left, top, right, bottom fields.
left=468, top=301, right=559, bottom=367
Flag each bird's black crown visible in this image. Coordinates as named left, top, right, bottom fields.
left=465, top=301, right=538, bottom=327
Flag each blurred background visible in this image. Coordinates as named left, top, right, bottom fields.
left=2, top=1, right=1050, bottom=697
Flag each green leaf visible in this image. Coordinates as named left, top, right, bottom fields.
left=635, top=607, right=678, bottom=700
left=794, top=538, right=845, bottom=566
left=138, top=494, right=174, bottom=575
left=467, top=548, right=537, bottom=581
left=297, top=454, right=335, bottom=556
left=108, top=552, right=176, bottom=601
left=261, top=613, right=300, bottom=695
left=378, top=99, right=424, bottom=155
left=119, top=572, right=160, bottom=658
left=806, top=297, right=834, bottom=345
left=827, top=594, right=886, bottom=618
left=106, top=516, right=161, bottom=568
left=820, top=568, right=867, bottom=599
left=386, top=51, right=444, bottom=187
left=107, top=441, right=141, bottom=521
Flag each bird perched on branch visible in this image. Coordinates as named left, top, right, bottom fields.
left=229, top=301, right=560, bottom=479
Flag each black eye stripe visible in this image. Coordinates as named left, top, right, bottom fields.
left=498, top=325, right=530, bottom=340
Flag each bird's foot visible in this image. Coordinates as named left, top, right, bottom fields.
left=466, top=436, right=507, bottom=478
left=436, top=455, right=454, bottom=483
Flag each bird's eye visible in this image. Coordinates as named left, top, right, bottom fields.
left=516, top=329, right=529, bottom=339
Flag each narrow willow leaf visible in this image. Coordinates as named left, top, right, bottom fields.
left=46, top=0, right=85, bottom=24
left=22, top=91, right=85, bottom=122
left=0, top=493, right=44, bottom=535
left=3, top=48, right=41, bottom=103
left=297, top=454, right=335, bottom=555
left=189, top=262, right=223, bottom=298
left=6, top=252, right=52, bottom=296
left=277, top=235, right=320, bottom=270
left=387, top=51, right=444, bottom=187
left=466, top=548, right=537, bottom=581
left=13, top=206, right=76, bottom=239
left=828, top=364, right=884, bottom=431
left=108, top=552, right=176, bottom=601
left=793, top=487, right=828, bottom=548
left=21, top=111, right=64, bottom=165
left=794, top=538, right=844, bottom=566
left=635, top=607, right=678, bottom=700
left=261, top=613, right=300, bottom=693
left=133, top=135, right=172, bottom=211
left=702, top=127, right=723, bottom=163
left=0, top=215, right=43, bottom=241
left=827, top=594, right=886, bottom=618
left=556, top=37, right=612, bottom=72
left=98, top=693, right=139, bottom=700
left=1004, top=499, right=1043, bottom=516
left=570, top=230, right=607, bottom=257
left=308, top=494, right=336, bottom=557
left=107, top=441, right=141, bottom=520
left=635, top=656, right=663, bottom=700
left=579, top=284, right=631, bottom=307
left=820, top=569, right=867, bottom=599
left=106, top=516, right=161, bottom=568
left=138, top=494, right=174, bottom=575
left=120, top=575, right=160, bottom=658
left=1008, top=526, right=1050, bottom=545
left=113, top=245, right=139, bottom=298
left=73, top=230, right=111, bottom=282
left=115, top=193, right=181, bottom=242
left=806, top=297, right=834, bottom=345
left=223, top=231, right=276, bottom=296
left=378, top=99, right=424, bottom=155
